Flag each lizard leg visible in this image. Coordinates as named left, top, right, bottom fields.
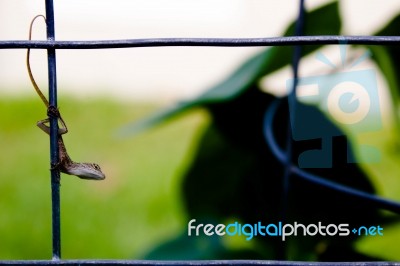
left=37, top=118, right=51, bottom=134
left=37, top=118, right=67, bottom=135
left=47, top=105, right=68, bottom=134
left=37, top=106, right=68, bottom=135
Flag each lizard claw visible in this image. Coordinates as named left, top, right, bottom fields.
left=51, top=161, right=60, bottom=171
left=47, top=105, right=60, bottom=119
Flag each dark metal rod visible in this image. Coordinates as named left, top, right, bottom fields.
left=278, top=0, right=306, bottom=260
left=263, top=99, right=400, bottom=215
left=45, top=0, right=61, bottom=260
left=1, top=35, right=400, bottom=49
left=0, top=260, right=398, bottom=266
left=282, top=0, right=306, bottom=217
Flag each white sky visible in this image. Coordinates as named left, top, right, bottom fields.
left=1, top=0, right=400, bottom=102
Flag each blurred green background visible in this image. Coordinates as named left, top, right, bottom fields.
left=0, top=97, right=208, bottom=259
left=1, top=95, right=400, bottom=260
left=2, top=0, right=400, bottom=262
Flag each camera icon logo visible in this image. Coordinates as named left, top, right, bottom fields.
left=287, top=48, right=382, bottom=168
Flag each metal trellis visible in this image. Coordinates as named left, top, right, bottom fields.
left=1, top=0, right=400, bottom=265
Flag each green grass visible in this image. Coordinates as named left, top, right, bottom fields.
left=1, top=96, right=400, bottom=260
left=0, top=96, right=208, bottom=259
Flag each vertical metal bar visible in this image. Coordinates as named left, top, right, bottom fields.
left=282, top=1, right=306, bottom=211
left=45, top=0, right=61, bottom=260
left=279, top=0, right=306, bottom=259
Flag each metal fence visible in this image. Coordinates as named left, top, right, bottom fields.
left=1, top=0, right=400, bottom=265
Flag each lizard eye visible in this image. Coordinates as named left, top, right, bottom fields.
left=93, top=164, right=101, bottom=170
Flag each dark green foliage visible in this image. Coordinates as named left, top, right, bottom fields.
left=182, top=89, right=381, bottom=261
left=140, top=1, right=400, bottom=261
left=368, top=15, right=400, bottom=136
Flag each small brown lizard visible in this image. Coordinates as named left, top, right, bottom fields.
left=27, top=15, right=105, bottom=180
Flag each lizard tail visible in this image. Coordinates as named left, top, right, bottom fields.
left=26, top=14, right=49, bottom=107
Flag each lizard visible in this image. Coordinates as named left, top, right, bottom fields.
left=27, top=15, right=105, bottom=180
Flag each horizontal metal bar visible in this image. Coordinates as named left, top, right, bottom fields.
left=0, top=260, right=399, bottom=266
left=1, top=36, right=400, bottom=49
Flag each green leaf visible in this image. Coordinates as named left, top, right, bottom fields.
left=120, top=0, right=341, bottom=136
left=118, top=51, right=272, bottom=136
left=262, top=0, right=341, bottom=75
left=368, top=15, right=400, bottom=136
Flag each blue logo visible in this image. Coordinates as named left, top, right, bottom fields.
left=287, top=45, right=382, bottom=168
left=187, top=219, right=383, bottom=241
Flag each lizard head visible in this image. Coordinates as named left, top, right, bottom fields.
left=67, top=163, right=106, bottom=180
